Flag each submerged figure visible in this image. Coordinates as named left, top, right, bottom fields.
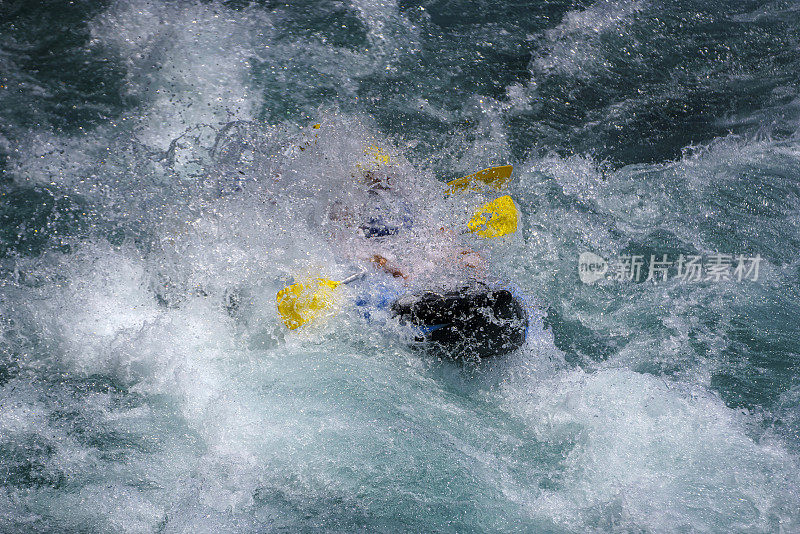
left=324, top=162, right=528, bottom=359
left=328, top=164, right=487, bottom=285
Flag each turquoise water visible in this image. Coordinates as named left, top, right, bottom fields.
left=1, top=0, right=800, bottom=532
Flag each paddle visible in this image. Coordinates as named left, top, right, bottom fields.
left=466, top=195, right=518, bottom=238
left=276, top=271, right=364, bottom=330
left=446, top=165, right=513, bottom=194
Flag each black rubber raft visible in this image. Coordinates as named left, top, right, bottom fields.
left=390, top=285, right=528, bottom=359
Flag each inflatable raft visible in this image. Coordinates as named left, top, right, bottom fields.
left=353, top=278, right=528, bottom=359
left=390, top=285, right=528, bottom=359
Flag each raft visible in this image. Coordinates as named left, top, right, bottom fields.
left=388, top=284, right=528, bottom=359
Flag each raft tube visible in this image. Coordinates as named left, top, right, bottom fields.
left=389, top=284, right=528, bottom=359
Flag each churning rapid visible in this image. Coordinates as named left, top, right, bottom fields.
left=2, top=0, right=800, bottom=532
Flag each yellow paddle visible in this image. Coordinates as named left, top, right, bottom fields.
left=447, top=165, right=518, bottom=238
left=467, top=195, right=518, bottom=238
left=276, top=271, right=364, bottom=330
left=446, top=165, right=513, bottom=194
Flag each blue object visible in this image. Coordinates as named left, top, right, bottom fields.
left=359, top=201, right=413, bottom=239
left=359, top=216, right=400, bottom=238
left=352, top=276, right=406, bottom=324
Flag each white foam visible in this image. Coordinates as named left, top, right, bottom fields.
left=4, top=1, right=800, bottom=531
left=501, top=368, right=800, bottom=530
left=90, top=0, right=262, bottom=148
left=533, top=0, right=647, bottom=77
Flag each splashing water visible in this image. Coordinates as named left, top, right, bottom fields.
left=1, top=0, right=800, bottom=532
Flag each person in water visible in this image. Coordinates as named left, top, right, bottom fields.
left=323, top=156, right=528, bottom=359
left=340, top=166, right=486, bottom=283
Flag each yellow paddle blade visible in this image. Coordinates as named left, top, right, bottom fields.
left=446, top=165, right=513, bottom=194
left=276, top=278, right=341, bottom=330
left=366, top=145, right=391, bottom=165
left=354, top=145, right=392, bottom=178
left=467, top=195, right=518, bottom=238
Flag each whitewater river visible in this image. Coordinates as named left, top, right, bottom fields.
left=1, top=1, right=800, bottom=532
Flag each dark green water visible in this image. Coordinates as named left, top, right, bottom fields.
left=1, top=0, right=800, bottom=532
